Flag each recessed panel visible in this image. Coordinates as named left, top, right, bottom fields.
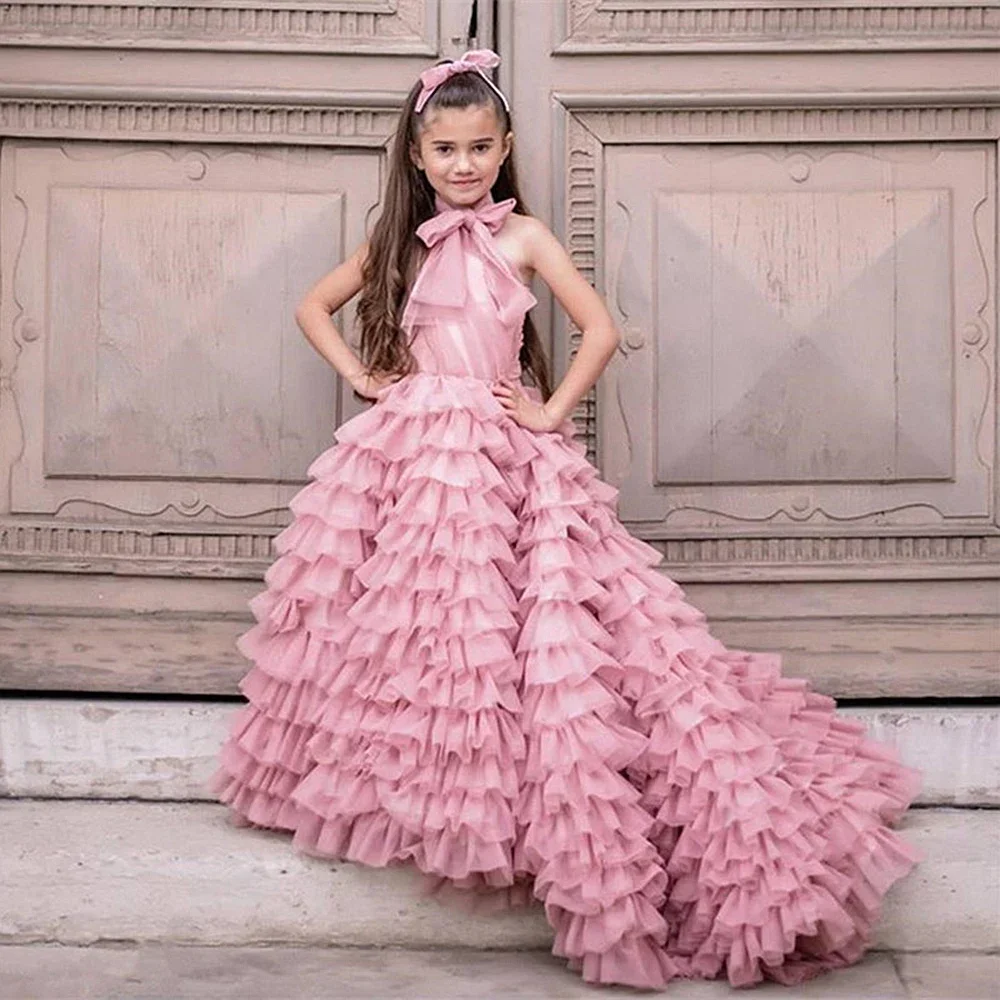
left=47, top=185, right=340, bottom=481
left=654, top=187, right=952, bottom=485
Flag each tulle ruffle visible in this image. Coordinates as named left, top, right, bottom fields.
left=208, top=370, right=922, bottom=990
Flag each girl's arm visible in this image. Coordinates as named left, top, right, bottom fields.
left=294, top=242, right=389, bottom=398
left=499, top=218, right=622, bottom=430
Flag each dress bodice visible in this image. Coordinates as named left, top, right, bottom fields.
left=401, top=192, right=537, bottom=382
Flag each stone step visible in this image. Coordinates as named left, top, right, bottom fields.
left=2, top=945, right=997, bottom=1000
left=2, top=698, right=997, bottom=805
left=1, top=802, right=996, bottom=953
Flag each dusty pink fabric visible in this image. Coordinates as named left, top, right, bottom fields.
left=414, top=48, right=509, bottom=114
left=209, top=191, right=924, bottom=990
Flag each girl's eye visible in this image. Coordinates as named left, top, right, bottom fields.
left=431, top=145, right=491, bottom=155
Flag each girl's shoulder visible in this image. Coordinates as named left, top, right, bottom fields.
left=494, top=211, right=552, bottom=286
left=504, top=210, right=548, bottom=240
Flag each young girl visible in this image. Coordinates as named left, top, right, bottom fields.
left=209, top=49, right=923, bottom=991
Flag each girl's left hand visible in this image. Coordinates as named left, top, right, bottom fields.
left=351, top=370, right=404, bottom=401
left=491, top=378, right=559, bottom=433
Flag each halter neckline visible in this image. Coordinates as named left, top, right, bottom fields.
left=404, top=188, right=536, bottom=332
left=432, top=190, right=495, bottom=216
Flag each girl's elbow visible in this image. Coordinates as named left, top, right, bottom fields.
left=602, top=323, right=623, bottom=351
left=294, top=299, right=319, bottom=329
left=583, top=321, right=621, bottom=350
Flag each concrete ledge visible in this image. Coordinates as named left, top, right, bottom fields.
left=0, top=945, right=925, bottom=1000
left=2, top=699, right=997, bottom=805
left=0, top=699, right=227, bottom=801
left=0, top=800, right=550, bottom=951
left=894, top=952, right=1000, bottom=999
left=0, top=802, right=996, bottom=952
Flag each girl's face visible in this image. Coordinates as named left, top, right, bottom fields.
left=411, top=103, right=513, bottom=209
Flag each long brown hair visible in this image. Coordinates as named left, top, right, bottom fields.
left=354, top=66, right=552, bottom=401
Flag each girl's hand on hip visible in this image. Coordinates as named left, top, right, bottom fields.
left=491, top=378, right=558, bottom=433
left=351, top=370, right=404, bottom=401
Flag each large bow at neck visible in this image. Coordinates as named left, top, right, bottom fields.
left=417, top=193, right=517, bottom=247
left=404, top=193, right=537, bottom=329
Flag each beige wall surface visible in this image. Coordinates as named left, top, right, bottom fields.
left=0, top=1, right=997, bottom=698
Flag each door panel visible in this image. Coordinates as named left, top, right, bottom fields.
left=3, top=141, right=378, bottom=524
left=604, top=140, right=990, bottom=528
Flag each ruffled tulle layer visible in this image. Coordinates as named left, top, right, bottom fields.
left=208, top=371, right=923, bottom=991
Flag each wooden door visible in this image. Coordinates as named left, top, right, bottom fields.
left=0, top=0, right=997, bottom=701
left=500, top=0, right=1000, bottom=700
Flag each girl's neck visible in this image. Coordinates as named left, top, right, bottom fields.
left=433, top=189, right=496, bottom=215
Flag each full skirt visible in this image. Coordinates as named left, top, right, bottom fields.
left=209, top=371, right=923, bottom=990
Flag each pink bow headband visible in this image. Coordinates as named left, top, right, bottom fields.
left=414, top=48, right=511, bottom=115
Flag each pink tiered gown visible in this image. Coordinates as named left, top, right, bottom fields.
left=209, top=190, right=923, bottom=990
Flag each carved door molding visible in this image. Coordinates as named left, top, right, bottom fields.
left=555, top=0, right=1000, bottom=52
left=0, top=0, right=441, bottom=53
